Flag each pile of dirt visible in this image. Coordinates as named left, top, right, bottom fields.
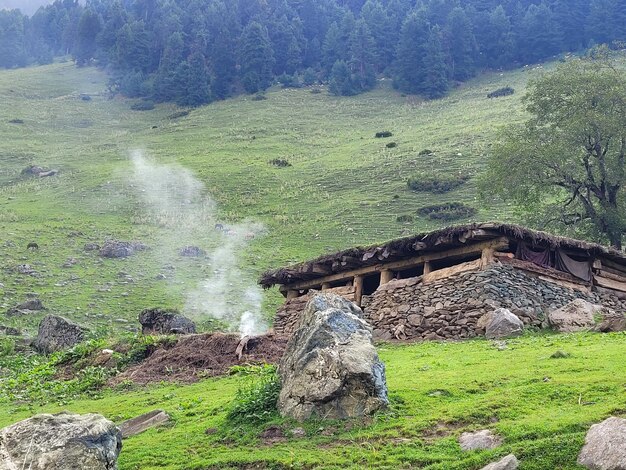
left=113, top=333, right=287, bottom=385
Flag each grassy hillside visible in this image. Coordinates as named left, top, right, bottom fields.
left=0, top=61, right=622, bottom=470
left=0, top=62, right=539, bottom=335
left=2, top=332, right=624, bottom=469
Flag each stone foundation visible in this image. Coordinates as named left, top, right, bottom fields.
left=361, top=264, right=626, bottom=341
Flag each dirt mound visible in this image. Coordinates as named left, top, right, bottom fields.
left=114, top=333, right=287, bottom=385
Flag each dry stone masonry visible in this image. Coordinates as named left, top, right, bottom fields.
left=361, top=264, right=626, bottom=341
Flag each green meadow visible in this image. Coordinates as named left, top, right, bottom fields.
left=3, top=61, right=620, bottom=470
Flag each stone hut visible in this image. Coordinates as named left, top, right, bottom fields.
left=260, top=223, right=626, bottom=341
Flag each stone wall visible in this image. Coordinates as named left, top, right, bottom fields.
left=362, top=264, right=626, bottom=341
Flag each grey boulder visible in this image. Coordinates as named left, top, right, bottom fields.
left=548, top=299, right=599, bottom=332
left=578, top=417, right=626, bottom=469
left=119, top=410, right=170, bottom=438
left=481, top=308, right=524, bottom=339
left=481, top=454, right=519, bottom=470
left=277, top=293, right=388, bottom=421
left=459, top=429, right=503, bottom=451
left=32, top=315, right=88, bottom=354
left=139, top=308, right=196, bottom=335
left=0, top=412, right=122, bottom=470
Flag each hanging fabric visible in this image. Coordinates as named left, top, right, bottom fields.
left=515, top=242, right=552, bottom=268
left=555, top=250, right=592, bottom=282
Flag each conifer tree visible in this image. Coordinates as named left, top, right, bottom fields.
left=239, top=21, right=275, bottom=93
left=422, top=25, right=449, bottom=98
left=445, top=7, right=477, bottom=81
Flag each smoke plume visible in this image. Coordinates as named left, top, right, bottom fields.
left=129, top=150, right=267, bottom=337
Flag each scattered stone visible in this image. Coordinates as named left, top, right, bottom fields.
left=578, top=417, right=626, bottom=469
left=0, top=325, right=20, bottom=336
left=548, top=299, right=601, bottom=332
left=0, top=411, right=121, bottom=470
left=138, top=308, right=196, bottom=335
left=32, top=314, right=88, bottom=354
left=20, top=165, right=58, bottom=178
left=84, top=242, right=101, bottom=251
left=459, top=429, right=503, bottom=451
left=7, top=298, right=45, bottom=315
left=178, top=246, right=206, bottom=257
left=155, top=273, right=166, bottom=280
left=481, top=454, right=519, bottom=470
left=290, top=427, right=306, bottom=438
left=118, top=410, right=170, bottom=438
left=484, top=308, right=524, bottom=339
left=62, top=257, right=79, bottom=268
left=99, top=240, right=147, bottom=258
left=277, top=293, right=388, bottom=421
left=14, top=264, right=37, bottom=276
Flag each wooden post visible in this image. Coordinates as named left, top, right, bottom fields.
left=354, top=275, right=364, bottom=306
left=380, top=269, right=393, bottom=285
left=480, top=247, right=495, bottom=269
left=321, top=282, right=331, bottom=291
left=286, top=290, right=298, bottom=300
left=423, top=261, right=432, bottom=276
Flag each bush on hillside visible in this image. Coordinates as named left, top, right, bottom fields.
left=487, top=87, right=515, bottom=98
left=407, top=173, right=470, bottom=194
left=386, top=142, right=397, bottom=148
left=375, top=131, right=393, bottom=138
left=310, top=87, right=322, bottom=94
left=396, top=214, right=414, bottom=223
left=418, top=149, right=434, bottom=156
left=417, top=202, right=477, bottom=221
left=130, top=100, right=155, bottom=111
left=168, top=110, right=190, bottom=119
left=268, top=158, right=292, bottom=167
left=226, top=365, right=280, bottom=424
left=252, top=94, right=267, bottom=101
left=8, top=119, right=24, bottom=124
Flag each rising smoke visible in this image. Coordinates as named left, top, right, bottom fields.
left=129, top=150, right=267, bottom=337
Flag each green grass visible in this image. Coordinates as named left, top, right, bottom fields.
left=0, top=62, right=535, bottom=336
left=1, top=332, right=625, bottom=469
left=2, top=61, right=611, bottom=469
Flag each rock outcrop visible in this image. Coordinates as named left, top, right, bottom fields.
left=139, top=308, right=196, bottom=335
left=32, top=315, right=88, bottom=353
left=548, top=299, right=600, bottom=332
left=7, top=298, right=45, bottom=316
left=482, top=308, right=524, bottom=339
left=594, top=311, right=626, bottom=333
left=0, top=412, right=122, bottom=470
left=481, top=454, right=519, bottom=470
left=578, top=417, right=626, bottom=469
left=277, top=293, right=388, bottom=421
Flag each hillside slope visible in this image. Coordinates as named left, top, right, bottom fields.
left=0, top=62, right=536, bottom=334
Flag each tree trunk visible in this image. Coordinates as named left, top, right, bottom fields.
left=608, top=230, right=623, bottom=251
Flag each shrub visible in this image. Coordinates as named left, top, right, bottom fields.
left=168, top=110, right=190, bottom=119
left=375, top=131, right=393, bottom=138
left=417, top=202, right=477, bottom=221
left=226, top=365, right=280, bottom=424
left=8, top=119, right=24, bottom=124
left=396, top=214, right=414, bottom=223
left=407, top=173, right=470, bottom=194
left=310, top=87, right=322, bottom=94
left=0, top=338, right=15, bottom=357
left=252, top=94, right=267, bottom=101
left=418, top=149, right=434, bottom=156
left=278, top=73, right=302, bottom=88
left=386, top=142, right=397, bottom=148
left=131, top=100, right=155, bottom=111
left=302, top=68, right=317, bottom=86
left=268, top=158, right=292, bottom=167
left=487, top=87, right=515, bottom=99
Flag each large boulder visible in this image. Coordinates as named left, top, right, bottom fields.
left=548, top=299, right=601, bottom=332
left=481, top=308, right=524, bottom=339
left=139, top=308, right=196, bottom=335
left=277, top=293, right=388, bottom=421
left=0, top=412, right=122, bottom=470
left=578, top=417, right=626, bottom=469
left=32, top=315, right=88, bottom=354
left=481, top=454, right=519, bottom=470
left=7, top=298, right=45, bottom=316
left=594, top=311, right=626, bottom=333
